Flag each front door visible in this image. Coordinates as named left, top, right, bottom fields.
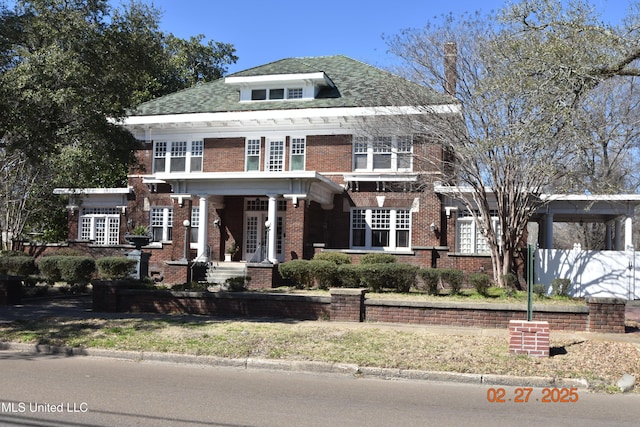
left=243, top=200, right=285, bottom=262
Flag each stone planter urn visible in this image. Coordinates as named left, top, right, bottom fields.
left=125, top=234, right=151, bottom=250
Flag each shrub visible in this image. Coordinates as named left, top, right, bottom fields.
left=0, top=255, right=37, bottom=276
left=225, top=276, right=250, bottom=292
left=97, top=257, right=137, bottom=280
left=308, top=260, right=338, bottom=289
left=532, top=283, right=546, bottom=297
left=360, top=263, right=418, bottom=293
left=58, top=256, right=96, bottom=285
left=278, top=260, right=312, bottom=289
left=38, top=256, right=96, bottom=285
left=440, top=269, right=464, bottom=295
left=360, top=253, right=397, bottom=264
left=313, top=252, right=352, bottom=265
left=468, top=273, right=491, bottom=296
left=418, top=268, right=440, bottom=295
left=336, top=264, right=363, bottom=288
left=502, top=273, right=519, bottom=291
left=38, top=256, right=62, bottom=283
left=551, top=278, right=571, bottom=297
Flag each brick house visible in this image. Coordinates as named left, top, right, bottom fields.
left=53, top=55, right=507, bottom=285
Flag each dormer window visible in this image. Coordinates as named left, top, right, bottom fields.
left=226, top=72, right=334, bottom=102
left=250, top=88, right=302, bottom=101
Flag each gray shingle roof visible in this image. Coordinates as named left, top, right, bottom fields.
left=130, top=55, right=450, bottom=116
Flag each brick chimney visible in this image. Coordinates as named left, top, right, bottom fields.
left=444, top=42, right=457, bottom=96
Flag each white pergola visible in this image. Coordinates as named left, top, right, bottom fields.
left=534, top=194, right=640, bottom=250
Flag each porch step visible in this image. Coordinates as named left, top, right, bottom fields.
left=205, top=261, right=246, bottom=284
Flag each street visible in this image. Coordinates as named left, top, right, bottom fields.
left=1, top=352, right=640, bottom=426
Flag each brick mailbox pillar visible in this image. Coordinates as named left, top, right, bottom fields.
left=587, top=297, right=626, bottom=334
left=330, top=288, right=366, bottom=322
left=509, top=320, right=550, bottom=357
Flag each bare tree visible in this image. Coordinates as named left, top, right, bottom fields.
left=384, top=1, right=640, bottom=286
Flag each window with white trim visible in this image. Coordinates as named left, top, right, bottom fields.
left=456, top=210, right=500, bottom=254
left=350, top=208, right=411, bottom=250
left=352, top=135, right=413, bottom=171
left=153, top=141, right=204, bottom=174
left=79, top=208, right=120, bottom=245
left=151, top=207, right=173, bottom=242
left=290, top=137, right=305, bottom=171
left=245, top=139, right=261, bottom=171
left=250, top=88, right=304, bottom=100
left=266, top=139, right=284, bottom=172
left=190, top=207, right=200, bottom=244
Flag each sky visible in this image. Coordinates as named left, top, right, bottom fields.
left=114, top=0, right=630, bottom=74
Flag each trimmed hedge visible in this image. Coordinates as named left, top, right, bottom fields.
left=38, top=256, right=96, bottom=285
left=359, top=263, right=418, bottom=293
left=360, top=253, right=397, bottom=264
left=418, top=268, right=440, bottom=295
left=278, top=259, right=313, bottom=289
left=0, top=255, right=37, bottom=276
left=97, top=257, right=137, bottom=280
left=468, top=272, right=491, bottom=296
left=309, top=260, right=338, bottom=289
left=337, top=264, right=362, bottom=288
left=313, top=252, right=352, bottom=265
left=440, top=269, right=464, bottom=295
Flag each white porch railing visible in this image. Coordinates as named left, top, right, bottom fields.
left=535, top=249, right=639, bottom=300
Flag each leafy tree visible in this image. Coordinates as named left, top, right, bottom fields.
left=0, top=0, right=237, bottom=249
left=385, top=0, right=640, bottom=286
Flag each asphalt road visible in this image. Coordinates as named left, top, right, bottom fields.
left=1, top=352, right=640, bottom=427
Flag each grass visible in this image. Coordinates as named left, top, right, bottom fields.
left=1, top=316, right=637, bottom=392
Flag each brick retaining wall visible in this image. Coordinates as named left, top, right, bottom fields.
left=91, top=283, right=626, bottom=333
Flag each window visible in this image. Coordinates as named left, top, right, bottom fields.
left=245, top=139, right=261, bottom=171
left=456, top=210, right=500, bottom=254
left=290, top=138, right=305, bottom=171
left=79, top=208, right=120, bottom=245
left=266, top=139, right=284, bottom=172
left=151, top=207, right=173, bottom=242
left=250, top=88, right=305, bottom=101
left=352, top=135, right=413, bottom=171
left=190, top=140, right=203, bottom=172
left=287, top=88, right=303, bottom=99
left=153, top=141, right=204, bottom=174
left=190, top=207, right=199, bottom=244
left=350, top=208, right=411, bottom=250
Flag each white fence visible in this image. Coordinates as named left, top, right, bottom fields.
left=535, top=249, right=639, bottom=300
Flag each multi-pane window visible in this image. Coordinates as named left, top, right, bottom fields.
left=267, top=139, right=284, bottom=172
left=456, top=210, right=500, bottom=254
left=352, top=135, right=413, bottom=171
left=151, top=207, right=173, bottom=242
left=153, top=141, right=203, bottom=174
left=245, top=139, right=261, bottom=171
left=79, top=208, right=120, bottom=246
left=190, top=140, right=203, bottom=172
left=251, top=88, right=304, bottom=100
left=350, top=208, right=411, bottom=250
left=290, top=138, right=306, bottom=171
left=153, top=142, right=167, bottom=173
left=190, top=207, right=200, bottom=244
left=287, top=88, right=303, bottom=99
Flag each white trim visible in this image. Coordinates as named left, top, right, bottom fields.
left=225, top=72, right=333, bottom=87
left=120, top=105, right=460, bottom=127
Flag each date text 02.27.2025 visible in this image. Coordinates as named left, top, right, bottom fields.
left=487, top=387, right=579, bottom=403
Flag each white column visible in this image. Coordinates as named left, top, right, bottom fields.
left=625, top=217, right=634, bottom=250
left=266, top=194, right=278, bottom=264
left=197, top=196, right=208, bottom=261
left=614, top=219, right=622, bottom=251
left=544, top=213, right=554, bottom=249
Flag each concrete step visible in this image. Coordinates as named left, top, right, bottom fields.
left=205, top=262, right=246, bottom=284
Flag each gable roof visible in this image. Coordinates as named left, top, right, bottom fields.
left=129, top=55, right=452, bottom=116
